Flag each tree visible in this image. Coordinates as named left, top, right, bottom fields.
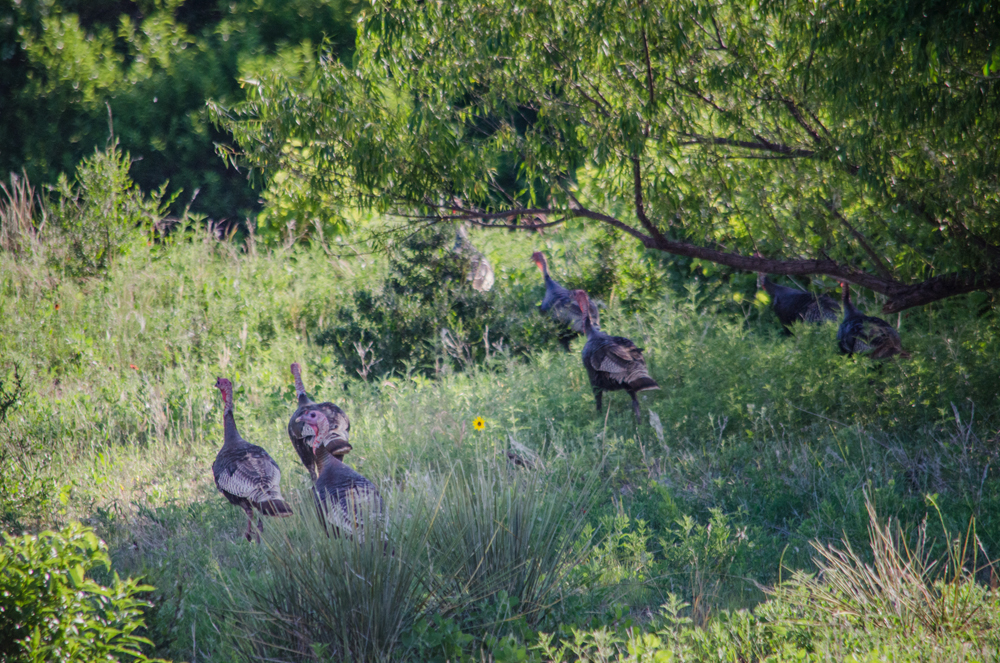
left=217, top=0, right=999, bottom=312
left=0, top=0, right=360, bottom=220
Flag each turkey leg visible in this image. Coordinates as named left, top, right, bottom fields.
left=241, top=504, right=255, bottom=542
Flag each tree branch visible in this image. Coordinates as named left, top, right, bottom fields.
left=782, top=98, right=824, bottom=147
left=678, top=135, right=815, bottom=157
left=822, top=201, right=893, bottom=279
left=395, top=200, right=997, bottom=313
left=631, top=156, right=668, bottom=242
left=640, top=26, right=655, bottom=111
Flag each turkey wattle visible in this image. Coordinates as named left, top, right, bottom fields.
left=532, top=251, right=600, bottom=350
left=288, top=362, right=352, bottom=482
left=756, top=272, right=838, bottom=333
left=297, top=408, right=383, bottom=540
left=212, top=378, right=292, bottom=543
left=575, top=290, right=659, bottom=420
left=837, top=284, right=911, bottom=359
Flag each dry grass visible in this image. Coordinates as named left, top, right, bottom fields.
left=774, top=498, right=1000, bottom=637
left=0, top=173, right=44, bottom=255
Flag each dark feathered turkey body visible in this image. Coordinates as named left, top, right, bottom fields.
left=314, top=456, right=383, bottom=540
left=289, top=399, right=350, bottom=481
left=213, top=394, right=291, bottom=542
left=288, top=363, right=350, bottom=481
left=535, top=253, right=600, bottom=350
left=837, top=285, right=910, bottom=359
left=759, top=276, right=839, bottom=331
left=541, top=274, right=600, bottom=333
left=577, top=291, right=658, bottom=420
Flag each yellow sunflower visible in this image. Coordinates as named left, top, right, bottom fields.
left=472, top=417, right=486, bottom=431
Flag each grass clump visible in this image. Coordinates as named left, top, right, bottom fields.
left=227, top=463, right=591, bottom=662
left=774, top=498, right=1000, bottom=638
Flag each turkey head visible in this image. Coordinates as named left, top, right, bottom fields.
left=297, top=408, right=352, bottom=457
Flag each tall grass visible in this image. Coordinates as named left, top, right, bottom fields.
left=0, top=173, right=44, bottom=256
left=226, top=463, right=592, bottom=662
left=3, top=155, right=1000, bottom=659
left=775, top=498, right=999, bottom=636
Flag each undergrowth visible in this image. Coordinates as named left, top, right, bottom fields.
left=1, top=159, right=1000, bottom=660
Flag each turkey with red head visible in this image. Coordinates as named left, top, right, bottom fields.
left=532, top=251, right=600, bottom=351
left=575, top=290, right=659, bottom=421
left=837, top=283, right=911, bottom=359
left=297, top=408, right=382, bottom=540
left=756, top=271, right=838, bottom=335
left=212, top=378, right=292, bottom=543
left=288, top=362, right=352, bottom=482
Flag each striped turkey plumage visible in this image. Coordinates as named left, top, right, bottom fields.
left=837, top=283, right=911, bottom=359
left=575, top=289, right=659, bottom=421
left=288, top=362, right=352, bottom=482
left=454, top=223, right=495, bottom=292
left=212, top=378, right=292, bottom=542
left=533, top=251, right=600, bottom=350
left=297, top=408, right=383, bottom=540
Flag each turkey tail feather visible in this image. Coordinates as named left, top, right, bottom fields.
left=629, top=377, right=660, bottom=392
left=258, top=499, right=293, bottom=517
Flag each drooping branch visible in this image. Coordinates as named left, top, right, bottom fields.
left=413, top=201, right=998, bottom=313
left=678, top=135, right=816, bottom=157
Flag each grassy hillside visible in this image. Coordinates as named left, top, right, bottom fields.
left=3, top=188, right=1000, bottom=659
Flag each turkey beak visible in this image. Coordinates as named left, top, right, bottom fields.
left=296, top=416, right=318, bottom=446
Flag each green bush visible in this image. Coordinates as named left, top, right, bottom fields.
left=0, top=522, right=162, bottom=663
left=50, top=143, right=171, bottom=278
left=0, top=363, right=53, bottom=532
left=317, top=224, right=567, bottom=377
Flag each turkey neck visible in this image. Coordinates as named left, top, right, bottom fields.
left=842, top=285, right=862, bottom=319
left=222, top=406, right=244, bottom=448
left=580, top=302, right=599, bottom=339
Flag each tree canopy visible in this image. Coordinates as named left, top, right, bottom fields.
left=218, top=0, right=999, bottom=311
left=1, top=0, right=359, bottom=220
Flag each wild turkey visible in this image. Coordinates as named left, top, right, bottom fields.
left=575, top=290, right=659, bottom=420
left=532, top=251, right=600, bottom=351
left=297, top=408, right=383, bottom=540
left=454, top=223, right=495, bottom=292
left=288, top=363, right=352, bottom=482
left=756, top=272, right=839, bottom=334
left=212, top=378, right=292, bottom=542
left=837, top=283, right=911, bottom=359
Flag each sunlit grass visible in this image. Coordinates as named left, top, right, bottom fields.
left=2, top=216, right=1000, bottom=660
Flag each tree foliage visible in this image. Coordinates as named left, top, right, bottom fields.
left=219, top=0, right=999, bottom=311
left=0, top=0, right=359, bottom=220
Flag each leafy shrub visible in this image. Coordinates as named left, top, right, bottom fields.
left=316, top=224, right=567, bottom=377
left=51, top=143, right=171, bottom=277
left=0, top=363, right=52, bottom=532
left=0, top=522, right=162, bottom=663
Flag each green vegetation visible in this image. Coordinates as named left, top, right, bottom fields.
left=221, top=0, right=1000, bottom=311
left=0, top=522, right=161, bottom=663
left=2, top=0, right=1000, bottom=659
left=1, top=0, right=359, bottom=220
left=1, top=147, right=1000, bottom=660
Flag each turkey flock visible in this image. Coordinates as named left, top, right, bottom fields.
left=212, top=366, right=382, bottom=542
left=212, top=242, right=909, bottom=542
